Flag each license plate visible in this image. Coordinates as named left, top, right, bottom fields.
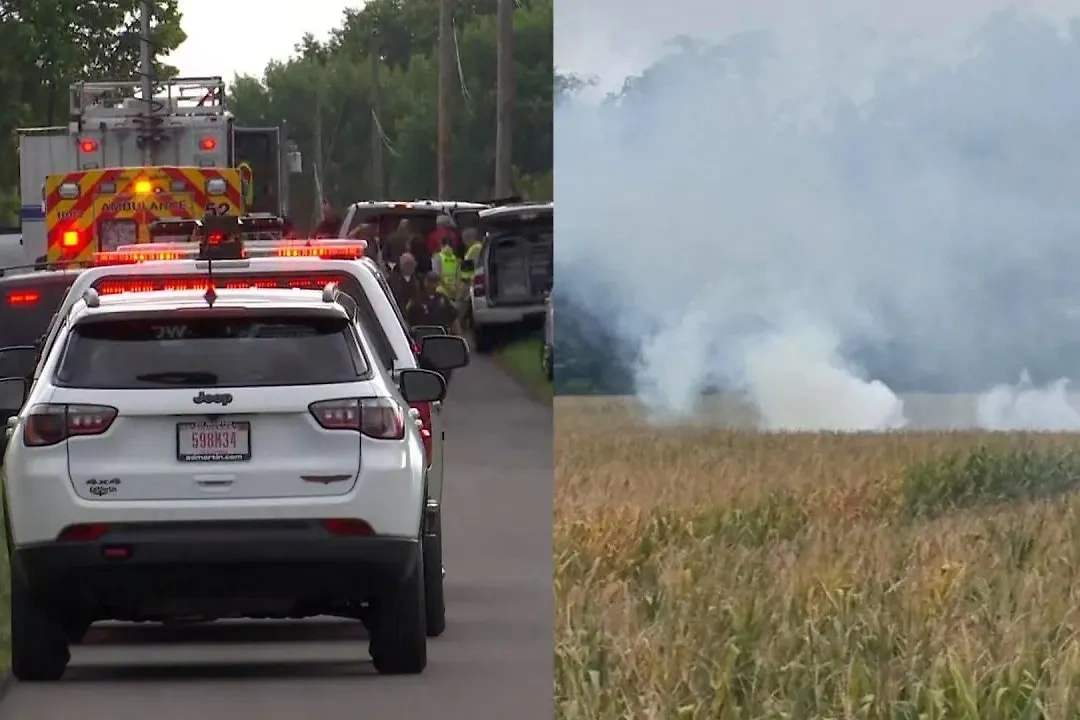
left=177, top=421, right=251, bottom=462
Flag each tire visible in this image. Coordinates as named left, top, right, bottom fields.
left=424, top=520, right=446, bottom=638
left=368, top=549, right=427, bottom=674
left=473, top=325, right=495, bottom=354
left=10, top=568, right=70, bottom=681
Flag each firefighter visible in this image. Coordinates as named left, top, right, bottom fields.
left=459, top=228, right=482, bottom=327
left=432, top=234, right=461, bottom=302
left=406, top=270, right=461, bottom=334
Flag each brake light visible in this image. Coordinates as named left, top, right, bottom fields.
left=411, top=402, right=434, bottom=466
left=199, top=136, right=217, bottom=151
left=207, top=230, right=225, bottom=245
left=62, top=230, right=81, bottom=248
left=23, top=404, right=118, bottom=447
left=7, top=290, right=40, bottom=306
left=309, top=398, right=405, bottom=439
left=79, top=139, right=98, bottom=153
left=272, top=244, right=365, bottom=259
left=94, top=273, right=349, bottom=295
left=322, top=518, right=375, bottom=536
left=472, top=271, right=486, bottom=297
left=57, top=524, right=109, bottom=542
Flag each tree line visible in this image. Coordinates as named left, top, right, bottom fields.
left=0, top=0, right=553, bottom=226
left=0, top=0, right=186, bottom=224
left=229, top=0, right=553, bottom=224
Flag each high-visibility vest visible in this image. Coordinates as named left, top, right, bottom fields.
left=437, top=247, right=460, bottom=298
left=461, top=243, right=482, bottom=283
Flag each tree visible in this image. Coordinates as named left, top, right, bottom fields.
left=228, top=0, right=553, bottom=217
left=0, top=0, right=186, bottom=223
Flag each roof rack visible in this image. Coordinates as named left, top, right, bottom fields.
left=69, top=77, right=228, bottom=122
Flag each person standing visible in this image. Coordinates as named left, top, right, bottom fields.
left=431, top=236, right=461, bottom=302
left=387, top=253, right=421, bottom=313
left=406, top=271, right=461, bottom=334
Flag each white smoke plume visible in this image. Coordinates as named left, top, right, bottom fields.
left=555, top=2, right=1080, bottom=431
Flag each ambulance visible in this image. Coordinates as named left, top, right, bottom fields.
left=17, top=77, right=300, bottom=266
left=42, top=165, right=244, bottom=264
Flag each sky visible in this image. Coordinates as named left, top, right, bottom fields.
left=166, top=0, right=362, bottom=82
left=554, top=0, right=1080, bottom=93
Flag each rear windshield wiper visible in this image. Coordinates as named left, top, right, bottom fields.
left=134, top=371, right=220, bottom=386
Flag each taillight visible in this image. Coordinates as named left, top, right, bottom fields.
left=472, top=271, right=486, bottom=297
left=411, top=402, right=434, bottom=466
left=57, top=523, right=109, bottom=542
left=309, top=398, right=405, bottom=439
left=23, top=404, right=118, bottom=447
left=7, top=290, right=40, bottom=306
left=322, top=518, right=375, bottom=536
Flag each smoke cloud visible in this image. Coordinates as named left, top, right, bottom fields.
left=556, top=7, right=1080, bottom=431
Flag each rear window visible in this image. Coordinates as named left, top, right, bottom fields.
left=91, top=271, right=403, bottom=370
left=0, top=276, right=77, bottom=346
left=54, top=313, right=367, bottom=389
left=480, top=210, right=553, bottom=237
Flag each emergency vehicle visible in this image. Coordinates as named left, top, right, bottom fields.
left=18, top=77, right=299, bottom=264
left=43, top=165, right=244, bottom=264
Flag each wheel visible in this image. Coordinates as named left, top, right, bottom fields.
left=368, top=549, right=427, bottom=674
left=473, top=324, right=495, bottom=354
left=10, top=568, right=70, bottom=681
left=424, top=517, right=446, bottom=638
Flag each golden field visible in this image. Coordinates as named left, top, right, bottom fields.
left=554, top=396, right=1080, bottom=719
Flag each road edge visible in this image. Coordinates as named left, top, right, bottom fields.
left=491, top=346, right=552, bottom=407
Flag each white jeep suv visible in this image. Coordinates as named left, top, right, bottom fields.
left=0, top=285, right=448, bottom=681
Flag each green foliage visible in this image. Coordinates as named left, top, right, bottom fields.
left=229, top=0, right=553, bottom=214
left=0, top=0, right=186, bottom=223
left=902, top=444, right=1080, bottom=518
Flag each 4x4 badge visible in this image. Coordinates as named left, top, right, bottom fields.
left=193, top=391, right=233, bottom=406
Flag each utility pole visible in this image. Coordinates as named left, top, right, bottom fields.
left=437, top=0, right=453, bottom=198
left=139, top=0, right=154, bottom=165
left=313, top=91, right=325, bottom=223
left=370, top=32, right=385, bottom=197
left=494, top=0, right=514, bottom=197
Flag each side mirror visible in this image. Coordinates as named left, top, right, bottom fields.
left=411, top=325, right=448, bottom=342
left=419, top=335, right=470, bottom=372
left=460, top=259, right=475, bottom=272
left=399, top=368, right=447, bottom=404
left=0, top=376, right=28, bottom=414
left=0, top=345, right=38, bottom=380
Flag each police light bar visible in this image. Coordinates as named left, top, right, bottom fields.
left=93, top=246, right=199, bottom=265
left=244, top=239, right=367, bottom=260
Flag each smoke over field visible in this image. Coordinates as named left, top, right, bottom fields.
left=556, top=7, right=1080, bottom=431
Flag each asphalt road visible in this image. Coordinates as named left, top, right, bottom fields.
left=0, top=356, right=554, bottom=719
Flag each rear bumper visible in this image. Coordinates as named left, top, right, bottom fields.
left=12, top=521, right=419, bottom=620
left=472, top=302, right=546, bottom=326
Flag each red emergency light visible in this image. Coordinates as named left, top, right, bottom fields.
left=199, top=136, right=217, bottom=151
left=79, top=139, right=98, bottom=153
left=271, top=243, right=365, bottom=259
left=7, top=290, right=40, bottom=306
left=93, top=273, right=348, bottom=296
left=92, top=248, right=195, bottom=265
